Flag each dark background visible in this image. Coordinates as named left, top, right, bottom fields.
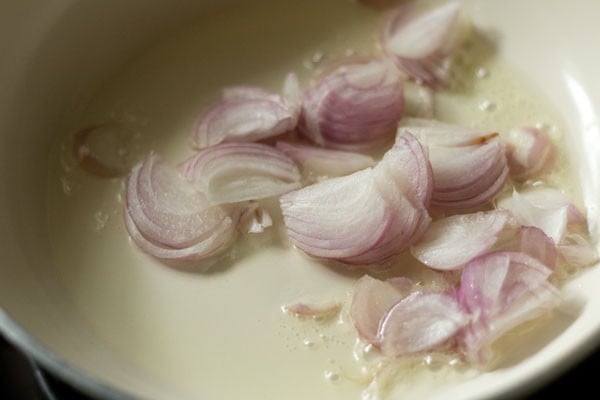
left=1, top=334, right=597, bottom=399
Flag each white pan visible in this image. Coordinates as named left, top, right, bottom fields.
left=1, top=1, right=599, bottom=399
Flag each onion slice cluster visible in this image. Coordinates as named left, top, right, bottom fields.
left=280, top=132, right=431, bottom=265
left=399, top=119, right=509, bottom=211
left=191, top=73, right=301, bottom=149
left=124, top=153, right=237, bottom=265
left=457, top=251, right=560, bottom=364
left=349, top=249, right=560, bottom=362
left=350, top=275, right=470, bottom=357
left=299, top=57, right=405, bottom=151
left=497, top=187, right=586, bottom=243
left=350, top=275, right=413, bottom=344
left=381, top=1, right=469, bottom=88
left=496, top=187, right=598, bottom=270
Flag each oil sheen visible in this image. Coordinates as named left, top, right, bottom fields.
left=45, top=1, right=581, bottom=399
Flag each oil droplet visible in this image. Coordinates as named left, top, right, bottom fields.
left=311, top=51, right=326, bottom=65
left=60, top=177, right=73, bottom=196
left=475, top=67, right=489, bottom=79
left=324, top=370, right=340, bottom=382
left=93, top=211, right=109, bottom=232
left=423, top=354, right=433, bottom=366
left=535, top=121, right=550, bottom=131
left=448, top=357, right=460, bottom=367
left=478, top=99, right=496, bottom=112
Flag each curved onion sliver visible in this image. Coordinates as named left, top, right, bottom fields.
left=350, top=275, right=412, bottom=344
left=125, top=153, right=237, bottom=263
left=181, top=142, right=301, bottom=204
left=399, top=119, right=509, bottom=211
left=378, top=292, right=469, bottom=356
left=497, top=187, right=586, bottom=243
left=381, top=1, right=469, bottom=88
left=276, top=140, right=376, bottom=178
left=191, top=74, right=300, bottom=149
left=457, top=251, right=560, bottom=364
left=411, top=210, right=514, bottom=271
left=299, top=56, right=404, bottom=151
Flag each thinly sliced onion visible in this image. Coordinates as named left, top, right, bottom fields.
left=281, top=72, right=303, bottom=120
left=237, top=202, right=273, bottom=234
left=124, top=211, right=234, bottom=264
left=398, top=118, right=498, bottom=147
left=191, top=74, right=300, bottom=149
left=373, top=132, right=433, bottom=207
left=411, top=210, right=514, bottom=271
left=381, top=1, right=469, bottom=88
left=558, top=233, right=599, bottom=270
left=299, top=56, right=404, bottom=151
left=275, top=140, right=375, bottom=178
left=505, top=127, right=556, bottom=181
left=399, top=120, right=509, bottom=211
left=283, top=300, right=341, bottom=320
left=181, top=142, right=301, bottom=204
left=457, top=251, right=560, bottom=364
left=125, top=153, right=237, bottom=263
left=280, top=138, right=431, bottom=265
left=511, top=226, right=557, bottom=270
left=350, top=275, right=412, bottom=344
left=496, top=187, right=586, bottom=243
left=378, top=292, right=469, bottom=356
left=73, top=123, right=138, bottom=177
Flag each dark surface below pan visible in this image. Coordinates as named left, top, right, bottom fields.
left=0, top=334, right=597, bottom=399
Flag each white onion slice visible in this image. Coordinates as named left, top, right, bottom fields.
left=505, top=126, right=556, bottom=181
left=124, top=153, right=237, bottom=263
left=378, top=292, right=469, bottom=356
left=497, top=187, right=586, bottom=243
left=299, top=56, right=404, bottom=151
left=275, top=140, right=375, bottom=178
left=411, top=210, right=513, bottom=271
left=191, top=74, right=300, bottom=149
left=350, top=275, right=412, bottom=344
left=457, top=251, right=560, bottom=364
left=181, top=142, right=301, bottom=204
left=399, top=120, right=509, bottom=210
left=381, top=1, right=469, bottom=88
